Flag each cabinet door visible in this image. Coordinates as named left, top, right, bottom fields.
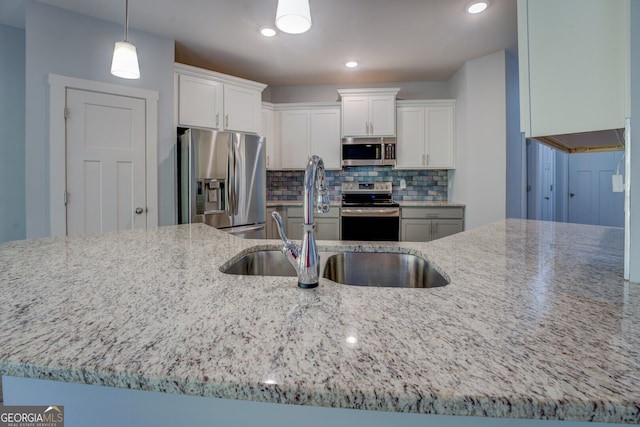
left=224, top=84, right=261, bottom=133
left=518, top=0, right=628, bottom=137
left=281, top=111, right=310, bottom=169
left=425, top=106, right=455, bottom=168
left=396, top=106, right=426, bottom=168
left=310, top=108, right=341, bottom=169
left=401, top=219, right=431, bottom=242
left=262, top=108, right=281, bottom=170
left=369, top=96, right=396, bottom=136
left=178, top=74, right=222, bottom=129
left=287, top=217, right=304, bottom=241
left=315, top=218, right=340, bottom=240
left=432, top=219, right=463, bottom=240
left=341, top=96, right=369, bottom=136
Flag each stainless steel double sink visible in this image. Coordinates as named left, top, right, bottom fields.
left=221, top=249, right=449, bottom=288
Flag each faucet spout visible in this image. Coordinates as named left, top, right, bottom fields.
left=272, top=155, right=330, bottom=289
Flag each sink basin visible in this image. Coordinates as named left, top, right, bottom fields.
left=221, top=250, right=297, bottom=277
left=322, top=252, right=449, bottom=288
left=221, top=249, right=449, bottom=288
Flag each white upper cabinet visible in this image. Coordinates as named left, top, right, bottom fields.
left=278, top=103, right=341, bottom=170
left=223, top=84, right=262, bottom=133
left=396, top=100, right=456, bottom=169
left=517, top=0, right=629, bottom=137
left=261, top=103, right=280, bottom=170
left=177, top=74, right=223, bottom=129
left=338, top=88, right=400, bottom=137
left=175, top=63, right=266, bottom=134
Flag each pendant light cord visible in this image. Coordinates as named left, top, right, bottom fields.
left=124, top=0, right=130, bottom=42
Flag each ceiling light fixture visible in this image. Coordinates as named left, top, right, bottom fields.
left=111, top=0, right=140, bottom=79
left=345, top=61, right=358, bottom=68
left=260, top=27, right=277, bottom=37
left=275, top=0, right=312, bottom=34
left=466, top=1, right=489, bottom=14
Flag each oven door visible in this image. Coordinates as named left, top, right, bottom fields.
left=341, top=207, right=400, bottom=241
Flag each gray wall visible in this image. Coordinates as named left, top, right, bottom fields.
left=0, top=24, right=26, bottom=244
left=505, top=50, right=524, bottom=219
left=24, top=2, right=176, bottom=239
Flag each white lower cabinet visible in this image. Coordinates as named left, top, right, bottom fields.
left=266, top=206, right=286, bottom=239
left=400, top=207, right=464, bottom=242
left=285, top=206, right=340, bottom=241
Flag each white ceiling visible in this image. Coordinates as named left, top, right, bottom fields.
left=0, top=0, right=518, bottom=86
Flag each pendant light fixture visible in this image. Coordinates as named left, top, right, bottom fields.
left=275, top=0, right=312, bottom=34
left=111, top=0, right=140, bottom=79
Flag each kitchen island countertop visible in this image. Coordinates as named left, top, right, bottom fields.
left=0, top=219, right=638, bottom=424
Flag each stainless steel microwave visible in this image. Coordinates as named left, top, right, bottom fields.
left=341, top=137, right=396, bottom=167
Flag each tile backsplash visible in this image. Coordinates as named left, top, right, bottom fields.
left=267, top=166, right=448, bottom=202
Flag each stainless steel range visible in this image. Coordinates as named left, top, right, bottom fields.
left=341, top=182, right=400, bottom=241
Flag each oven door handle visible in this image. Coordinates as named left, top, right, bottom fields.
left=341, top=208, right=400, bottom=217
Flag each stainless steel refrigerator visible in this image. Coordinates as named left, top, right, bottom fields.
left=178, top=129, right=266, bottom=238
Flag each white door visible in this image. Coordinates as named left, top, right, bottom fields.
left=568, top=151, right=625, bottom=227
left=65, top=88, right=147, bottom=235
left=539, top=143, right=555, bottom=221
left=526, top=140, right=556, bottom=221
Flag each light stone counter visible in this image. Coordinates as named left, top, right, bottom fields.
left=0, top=219, right=638, bottom=424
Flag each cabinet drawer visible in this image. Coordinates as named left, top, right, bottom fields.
left=401, top=207, right=463, bottom=219
left=287, top=206, right=340, bottom=218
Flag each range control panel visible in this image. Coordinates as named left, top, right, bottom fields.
left=342, top=182, right=393, bottom=194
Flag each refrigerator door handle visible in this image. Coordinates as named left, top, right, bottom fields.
left=226, top=142, right=234, bottom=215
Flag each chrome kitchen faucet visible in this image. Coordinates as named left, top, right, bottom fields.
left=272, top=155, right=330, bottom=288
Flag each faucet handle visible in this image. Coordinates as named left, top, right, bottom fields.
left=316, top=187, right=331, bottom=214
left=271, top=211, right=289, bottom=241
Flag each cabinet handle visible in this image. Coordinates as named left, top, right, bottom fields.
left=216, top=113, right=219, bottom=128
left=225, top=114, right=229, bottom=128
left=426, top=153, right=430, bottom=165
left=266, top=155, right=270, bottom=167
left=366, top=122, right=369, bottom=134
left=370, top=122, right=374, bottom=134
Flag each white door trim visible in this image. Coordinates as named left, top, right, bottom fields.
left=49, top=74, right=159, bottom=237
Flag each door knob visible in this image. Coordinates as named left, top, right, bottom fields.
left=569, top=193, right=575, bottom=198
left=135, top=207, right=144, bottom=214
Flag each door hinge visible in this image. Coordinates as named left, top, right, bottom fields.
left=526, top=185, right=532, bottom=192
left=64, top=192, right=69, bottom=205
left=64, top=107, right=70, bottom=119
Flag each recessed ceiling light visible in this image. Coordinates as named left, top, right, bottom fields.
left=260, top=27, right=277, bottom=37
left=345, top=61, right=358, bottom=68
left=467, top=1, right=489, bottom=14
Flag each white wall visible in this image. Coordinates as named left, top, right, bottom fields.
left=24, top=2, right=176, bottom=239
left=0, top=24, right=25, bottom=244
left=448, top=51, right=507, bottom=230
left=629, top=0, right=640, bottom=282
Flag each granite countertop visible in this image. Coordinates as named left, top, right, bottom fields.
left=0, top=220, right=638, bottom=423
